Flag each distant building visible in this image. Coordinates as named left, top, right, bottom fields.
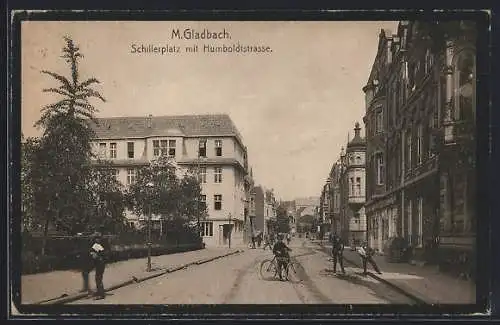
left=323, top=123, right=367, bottom=246
left=90, top=113, right=251, bottom=247
left=280, top=201, right=297, bottom=234
left=253, top=186, right=277, bottom=236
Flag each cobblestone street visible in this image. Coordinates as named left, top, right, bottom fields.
left=71, top=239, right=413, bottom=304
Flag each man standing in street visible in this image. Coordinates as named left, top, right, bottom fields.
left=78, top=233, right=93, bottom=295
left=357, top=241, right=382, bottom=275
left=90, top=232, right=108, bottom=300
left=331, top=234, right=345, bottom=275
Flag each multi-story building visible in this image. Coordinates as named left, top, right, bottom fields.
left=322, top=123, right=367, bottom=246
left=363, top=21, right=476, bottom=262
left=280, top=201, right=297, bottom=235
left=344, top=123, right=368, bottom=245
left=319, top=180, right=332, bottom=237
left=90, top=113, right=251, bottom=247
left=253, top=186, right=277, bottom=236
left=328, top=162, right=343, bottom=236
left=245, top=169, right=256, bottom=244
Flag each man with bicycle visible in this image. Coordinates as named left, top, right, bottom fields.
left=272, top=234, right=292, bottom=281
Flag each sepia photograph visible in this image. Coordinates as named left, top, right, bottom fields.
left=13, top=13, right=486, bottom=315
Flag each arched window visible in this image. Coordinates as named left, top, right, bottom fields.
left=454, top=51, right=476, bottom=121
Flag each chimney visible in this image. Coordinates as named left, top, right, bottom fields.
left=146, top=114, right=152, bottom=128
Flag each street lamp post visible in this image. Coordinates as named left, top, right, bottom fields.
left=146, top=182, right=154, bottom=272
left=196, top=156, right=206, bottom=239
left=228, top=213, right=232, bottom=249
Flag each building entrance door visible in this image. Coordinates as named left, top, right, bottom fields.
left=222, top=224, right=231, bottom=246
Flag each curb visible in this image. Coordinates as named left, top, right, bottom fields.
left=38, top=249, right=243, bottom=305
left=341, top=255, right=427, bottom=305
left=314, top=243, right=428, bottom=304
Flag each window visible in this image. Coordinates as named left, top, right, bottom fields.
left=417, top=197, right=423, bottom=247
left=356, top=177, right=361, bottom=196
left=406, top=130, right=412, bottom=170
left=214, top=167, right=222, bottom=183
left=113, top=169, right=120, bottom=180
left=200, top=195, right=206, bottom=205
left=356, top=155, right=361, bottom=164
left=214, top=195, right=222, bottom=210
left=168, top=140, right=176, bottom=156
left=350, top=177, right=354, bottom=195
left=110, top=143, right=117, bottom=159
left=424, top=49, right=433, bottom=74
left=153, top=140, right=160, bottom=157
left=153, top=139, right=176, bottom=157
left=99, top=143, right=107, bottom=158
left=215, top=139, right=222, bottom=156
left=375, top=110, right=383, bottom=133
left=408, top=62, right=415, bottom=92
left=127, top=168, right=136, bottom=185
left=199, top=139, right=207, bottom=157
left=417, top=123, right=423, bottom=164
left=127, top=142, right=134, bottom=159
left=455, top=52, right=475, bottom=121
left=199, top=167, right=207, bottom=183
left=407, top=199, right=413, bottom=245
left=201, top=221, right=213, bottom=237
left=376, top=153, right=384, bottom=185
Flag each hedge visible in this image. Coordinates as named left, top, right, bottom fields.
left=22, top=242, right=204, bottom=275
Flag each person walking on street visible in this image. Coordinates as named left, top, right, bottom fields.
left=78, top=233, right=93, bottom=295
left=357, top=241, right=382, bottom=275
left=331, top=234, right=345, bottom=274
left=263, top=234, right=271, bottom=250
left=90, top=232, right=108, bottom=300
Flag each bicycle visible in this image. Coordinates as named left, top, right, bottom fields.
left=259, top=255, right=299, bottom=281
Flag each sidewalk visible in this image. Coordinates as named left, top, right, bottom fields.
left=21, top=247, right=240, bottom=304
left=320, top=242, right=475, bottom=304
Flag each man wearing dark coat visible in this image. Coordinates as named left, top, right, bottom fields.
left=330, top=234, right=346, bottom=274
left=89, top=232, right=108, bottom=300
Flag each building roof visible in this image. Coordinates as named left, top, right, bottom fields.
left=300, top=206, right=317, bottom=217
left=91, top=113, right=245, bottom=147
left=346, top=122, right=366, bottom=150
left=294, top=197, right=320, bottom=207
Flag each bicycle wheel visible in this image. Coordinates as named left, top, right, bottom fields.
left=285, top=261, right=300, bottom=281
left=260, top=259, right=277, bottom=280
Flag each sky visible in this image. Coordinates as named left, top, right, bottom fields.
left=21, top=20, right=399, bottom=201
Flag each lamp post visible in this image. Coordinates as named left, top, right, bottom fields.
left=146, top=181, right=154, bottom=272
left=228, top=213, right=232, bottom=249
left=196, top=156, right=207, bottom=239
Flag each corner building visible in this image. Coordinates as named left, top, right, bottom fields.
left=90, top=114, right=251, bottom=247
left=363, top=21, right=476, bottom=264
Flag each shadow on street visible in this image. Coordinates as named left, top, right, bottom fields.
left=319, top=268, right=415, bottom=304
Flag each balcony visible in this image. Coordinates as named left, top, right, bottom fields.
left=348, top=190, right=365, bottom=208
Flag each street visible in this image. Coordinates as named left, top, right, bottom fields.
left=71, top=239, right=413, bottom=304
